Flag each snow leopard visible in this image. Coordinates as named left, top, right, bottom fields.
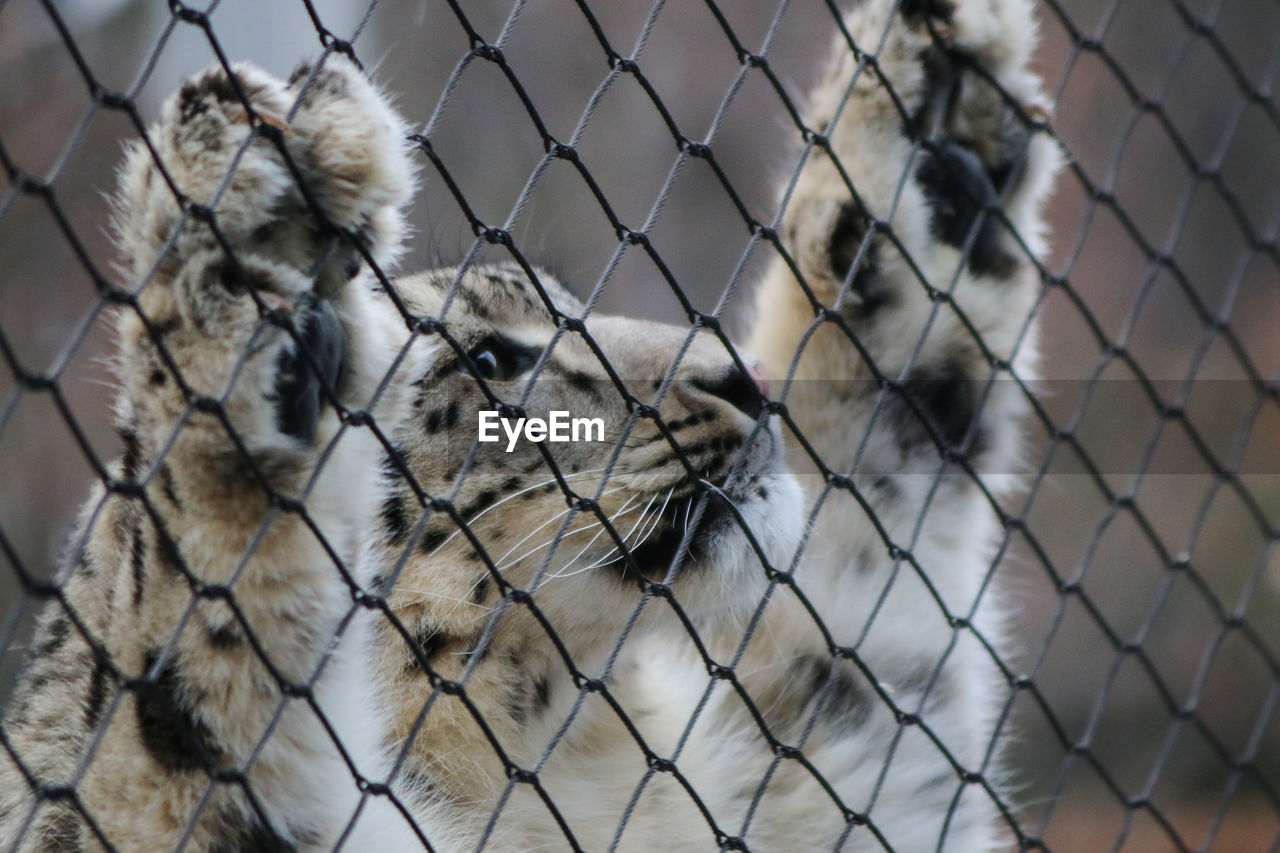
left=0, top=0, right=1059, bottom=849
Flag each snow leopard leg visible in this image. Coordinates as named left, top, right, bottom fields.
left=736, top=0, right=1060, bottom=848
left=0, top=58, right=431, bottom=851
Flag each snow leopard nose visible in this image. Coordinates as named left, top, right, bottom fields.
left=690, top=359, right=769, bottom=420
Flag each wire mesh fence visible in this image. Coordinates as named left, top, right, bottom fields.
left=1, top=0, right=1279, bottom=850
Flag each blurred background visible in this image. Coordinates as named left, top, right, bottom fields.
left=2, top=0, right=1279, bottom=849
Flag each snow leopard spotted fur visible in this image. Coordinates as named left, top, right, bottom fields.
left=0, top=0, right=1058, bottom=849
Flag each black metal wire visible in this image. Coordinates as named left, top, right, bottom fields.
left=1, top=0, right=1278, bottom=851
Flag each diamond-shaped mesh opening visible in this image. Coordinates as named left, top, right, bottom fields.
left=2, top=0, right=1279, bottom=850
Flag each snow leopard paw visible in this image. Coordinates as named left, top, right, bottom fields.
left=114, top=55, right=414, bottom=292
left=763, top=0, right=1059, bottom=473
left=111, top=57, right=414, bottom=455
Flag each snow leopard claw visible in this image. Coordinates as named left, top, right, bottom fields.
left=916, top=140, right=1013, bottom=277
left=272, top=296, right=345, bottom=444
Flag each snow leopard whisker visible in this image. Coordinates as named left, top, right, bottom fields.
left=521, top=490, right=677, bottom=582
left=546, top=490, right=668, bottom=580
left=489, top=486, right=632, bottom=568
left=498, top=493, right=646, bottom=576
left=425, top=467, right=613, bottom=556
left=572, top=486, right=676, bottom=575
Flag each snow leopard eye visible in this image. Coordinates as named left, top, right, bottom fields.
left=469, top=347, right=499, bottom=379
left=461, top=336, right=539, bottom=382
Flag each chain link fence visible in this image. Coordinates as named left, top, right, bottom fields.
left=2, top=0, right=1279, bottom=850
